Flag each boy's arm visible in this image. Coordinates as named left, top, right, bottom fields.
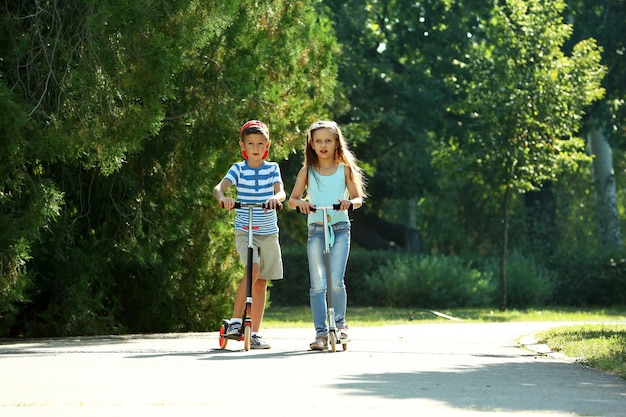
left=213, top=178, right=235, bottom=209
left=265, top=181, right=286, bottom=210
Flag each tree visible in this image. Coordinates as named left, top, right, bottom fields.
left=588, top=122, right=621, bottom=246
left=321, top=0, right=492, bottom=208
left=566, top=0, right=625, bottom=248
left=0, top=0, right=338, bottom=336
left=437, top=0, right=605, bottom=310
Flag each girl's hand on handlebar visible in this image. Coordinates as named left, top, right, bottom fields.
left=296, top=201, right=316, bottom=214
left=219, top=197, right=235, bottom=210
left=337, top=199, right=353, bottom=211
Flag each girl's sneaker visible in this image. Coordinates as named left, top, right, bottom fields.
left=309, top=335, right=328, bottom=351
left=338, top=324, right=349, bottom=340
left=250, top=334, right=271, bottom=349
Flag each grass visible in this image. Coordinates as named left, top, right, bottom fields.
left=535, top=324, right=626, bottom=378
left=264, top=306, right=626, bottom=327
left=264, top=306, right=626, bottom=378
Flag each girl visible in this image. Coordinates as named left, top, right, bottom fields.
left=288, top=120, right=367, bottom=351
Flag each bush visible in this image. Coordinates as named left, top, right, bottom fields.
left=270, top=247, right=397, bottom=307
left=270, top=246, right=309, bottom=306
left=549, top=246, right=626, bottom=306
left=366, top=254, right=495, bottom=308
left=270, top=245, right=626, bottom=310
left=484, top=250, right=555, bottom=308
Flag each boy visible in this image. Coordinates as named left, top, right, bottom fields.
left=213, top=120, right=285, bottom=349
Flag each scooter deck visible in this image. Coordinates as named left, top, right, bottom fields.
left=219, top=333, right=244, bottom=341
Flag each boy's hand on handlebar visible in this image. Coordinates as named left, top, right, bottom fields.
left=264, top=198, right=283, bottom=212
left=219, top=197, right=235, bottom=210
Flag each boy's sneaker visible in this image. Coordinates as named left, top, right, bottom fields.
left=250, top=334, right=271, bottom=349
left=226, top=322, right=241, bottom=337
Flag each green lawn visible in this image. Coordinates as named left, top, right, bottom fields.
left=264, top=306, right=626, bottom=327
left=535, top=323, right=626, bottom=378
left=264, top=306, right=626, bottom=378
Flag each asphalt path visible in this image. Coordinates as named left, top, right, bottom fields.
left=1, top=322, right=625, bottom=416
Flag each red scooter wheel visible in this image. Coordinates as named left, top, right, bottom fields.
left=218, top=323, right=228, bottom=349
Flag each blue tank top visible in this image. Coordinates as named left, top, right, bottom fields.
left=307, top=163, right=350, bottom=225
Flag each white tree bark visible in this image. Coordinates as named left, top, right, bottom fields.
left=588, top=123, right=622, bottom=247
left=409, top=198, right=417, bottom=230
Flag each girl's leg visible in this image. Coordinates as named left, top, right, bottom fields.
left=307, top=227, right=327, bottom=337
left=329, top=227, right=350, bottom=327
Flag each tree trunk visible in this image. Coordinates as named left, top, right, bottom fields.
left=409, top=198, right=417, bottom=230
left=499, top=186, right=511, bottom=312
left=524, top=182, right=557, bottom=260
left=588, top=122, right=622, bottom=247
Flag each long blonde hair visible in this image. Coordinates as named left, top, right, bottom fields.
left=304, top=120, right=367, bottom=199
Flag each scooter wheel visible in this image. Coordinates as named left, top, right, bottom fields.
left=329, top=332, right=337, bottom=352
left=218, top=323, right=228, bottom=349
left=243, top=325, right=251, bottom=351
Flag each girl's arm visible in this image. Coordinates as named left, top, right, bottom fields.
left=341, top=166, right=362, bottom=210
left=288, top=167, right=316, bottom=214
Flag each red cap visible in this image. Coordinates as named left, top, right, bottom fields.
left=240, top=120, right=269, bottom=160
left=240, top=120, right=269, bottom=139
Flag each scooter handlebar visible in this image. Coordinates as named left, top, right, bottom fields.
left=221, top=201, right=283, bottom=210
left=295, top=203, right=353, bottom=213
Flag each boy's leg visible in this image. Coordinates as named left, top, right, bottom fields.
left=251, top=274, right=267, bottom=333
left=231, top=263, right=261, bottom=320
left=253, top=233, right=282, bottom=333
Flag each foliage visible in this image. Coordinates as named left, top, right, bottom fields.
left=0, top=0, right=339, bottom=336
left=320, top=0, right=493, bottom=206
left=272, top=248, right=499, bottom=309
left=367, top=254, right=495, bottom=308
left=549, top=245, right=626, bottom=306
left=566, top=0, right=626, bottom=149
left=1, top=0, right=625, bottom=337
left=271, top=247, right=397, bottom=307
left=483, top=250, right=555, bottom=308
left=434, top=0, right=605, bottom=310
left=274, top=246, right=615, bottom=311
left=0, top=88, right=63, bottom=334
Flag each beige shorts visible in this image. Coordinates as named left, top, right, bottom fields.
left=234, top=230, right=284, bottom=280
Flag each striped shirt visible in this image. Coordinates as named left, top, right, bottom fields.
left=224, top=160, right=283, bottom=235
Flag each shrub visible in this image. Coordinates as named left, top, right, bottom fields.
left=271, top=245, right=626, bottom=310
left=484, top=250, right=555, bottom=308
left=550, top=246, right=626, bottom=306
left=365, top=254, right=495, bottom=308
left=271, top=247, right=397, bottom=306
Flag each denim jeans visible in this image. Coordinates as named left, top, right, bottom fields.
left=307, top=221, right=350, bottom=337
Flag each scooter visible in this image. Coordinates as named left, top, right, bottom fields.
left=218, top=201, right=280, bottom=351
left=299, top=203, right=351, bottom=352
